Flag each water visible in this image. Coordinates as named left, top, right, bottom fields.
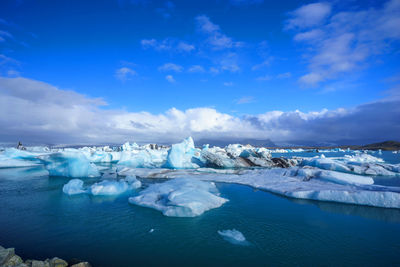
left=1, top=151, right=400, bottom=266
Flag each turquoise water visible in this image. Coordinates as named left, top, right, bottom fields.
left=1, top=152, right=400, bottom=266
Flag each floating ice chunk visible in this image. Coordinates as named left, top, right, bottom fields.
left=129, top=178, right=228, bottom=217
left=218, top=229, right=248, bottom=245
left=300, top=154, right=398, bottom=176
left=301, top=155, right=351, bottom=173
left=39, top=151, right=100, bottom=178
left=63, top=179, right=86, bottom=195
left=164, top=137, right=201, bottom=169
left=201, top=150, right=236, bottom=168
left=90, top=176, right=141, bottom=195
left=90, top=180, right=130, bottom=195
left=344, top=153, right=384, bottom=164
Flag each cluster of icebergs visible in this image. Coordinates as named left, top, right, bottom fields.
left=1, top=137, right=400, bottom=214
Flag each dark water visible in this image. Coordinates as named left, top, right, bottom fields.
left=1, top=152, right=400, bottom=266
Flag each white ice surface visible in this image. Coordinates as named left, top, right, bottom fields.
left=128, top=178, right=228, bottom=217
left=121, top=167, right=400, bottom=209
left=63, top=176, right=141, bottom=196
left=63, top=179, right=86, bottom=195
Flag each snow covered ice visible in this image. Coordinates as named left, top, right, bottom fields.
left=128, top=178, right=228, bottom=217
left=218, top=229, right=248, bottom=245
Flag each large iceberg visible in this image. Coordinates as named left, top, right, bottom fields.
left=128, top=178, right=228, bottom=217
left=118, top=149, right=167, bottom=168
left=164, top=137, right=202, bottom=169
left=39, top=151, right=100, bottom=178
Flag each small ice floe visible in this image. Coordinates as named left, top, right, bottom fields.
left=218, top=229, right=249, bottom=245
left=62, top=176, right=142, bottom=196
left=129, top=178, right=228, bottom=217
left=62, top=179, right=86, bottom=195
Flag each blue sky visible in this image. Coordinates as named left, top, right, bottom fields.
left=0, top=0, right=399, bottom=145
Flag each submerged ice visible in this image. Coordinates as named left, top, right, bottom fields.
left=128, top=178, right=228, bottom=217
left=218, top=229, right=248, bottom=245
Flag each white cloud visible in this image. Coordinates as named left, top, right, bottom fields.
left=236, top=96, right=255, bottom=104
left=165, top=75, right=175, bottom=83
left=287, top=0, right=400, bottom=86
left=158, top=63, right=183, bottom=72
left=223, top=82, right=234, bottom=86
left=256, top=75, right=272, bottom=81
left=294, top=29, right=324, bottom=42
left=0, top=76, right=399, bottom=145
left=277, top=72, right=292, bottom=79
left=115, top=67, right=137, bottom=81
left=286, top=2, right=331, bottom=29
left=195, top=15, right=241, bottom=50
left=252, top=59, right=271, bottom=71
left=188, top=65, right=205, bottom=73
left=177, top=41, right=195, bottom=52
left=141, top=38, right=195, bottom=53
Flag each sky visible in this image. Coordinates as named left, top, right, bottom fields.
left=0, top=0, right=399, bottom=145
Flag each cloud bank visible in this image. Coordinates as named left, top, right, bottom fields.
left=287, top=0, right=400, bottom=86
left=0, top=76, right=399, bottom=145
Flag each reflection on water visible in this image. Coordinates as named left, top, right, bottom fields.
left=288, top=197, right=400, bottom=223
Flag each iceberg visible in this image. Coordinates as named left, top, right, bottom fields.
left=118, top=149, right=167, bottom=168
left=39, top=151, right=100, bottom=178
left=63, top=179, right=86, bottom=195
left=90, top=180, right=130, bottom=196
left=0, top=148, right=44, bottom=168
left=63, top=176, right=141, bottom=196
left=164, top=137, right=202, bottom=169
left=300, top=154, right=400, bottom=177
left=128, top=178, right=228, bottom=217
left=218, top=229, right=248, bottom=245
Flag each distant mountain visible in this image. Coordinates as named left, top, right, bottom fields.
left=359, top=141, right=400, bottom=151
left=196, top=138, right=276, bottom=147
